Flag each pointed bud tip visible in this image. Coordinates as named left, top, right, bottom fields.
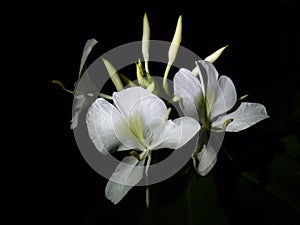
left=204, top=45, right=229, bottom=63
left=239, top=94, right=249, bottom=101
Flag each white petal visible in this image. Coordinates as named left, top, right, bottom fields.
left=174, top=68, right=202, bottom=121
left=196, top=60, right=219, bottom=87
left=178, top=98, right=200, bottom=121
left=72, top=72, right=100, bottom=129
left=174, top=68, right=202, bottom=101
left=146, top=118, right=167, bottom=148
left=193, top=145, right=217, bottom=176
left=129, top=95, right=167, bottom=138
left=195, top=60, right=219, bottom=111
left=86, top=98, right=128, bottom=154
left=212, top=102, right=269, bottom=132
left=70, top=111, right=80, bottom=129
left=105, top=156, right=145, bottom=204
left=79, top=39, right=98, bottom=76
left=112, top=115, right=143, bottom=150
left=112, top=88, right=168, bottom=150
left=154, top=117, right=200, bottom=150
left=70, top=94, right=86, bottom=129
left=113, top=87, right=153, bottom=116
left=73, top=94, right=86, bottom=109
left=210, top=75, right=237, bottom=119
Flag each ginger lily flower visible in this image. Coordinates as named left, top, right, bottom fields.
left=86, top=87, right=200, bottom=204
left=174, top=60, right=269, bottom=175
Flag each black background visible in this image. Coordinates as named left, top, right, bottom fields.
left=43, top=1, right=299, bottom=224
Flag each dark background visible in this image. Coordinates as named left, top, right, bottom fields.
left=43, top=1, right=299, bottom=224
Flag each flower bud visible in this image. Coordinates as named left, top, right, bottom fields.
left=163, top=15, right=182, bottom=94
left=142, top=13, right=150, bottom=73
left=192, top=45, right=228, bottom=76
left=102, top=57, right=124, bottom=91
left=204, top=45, right=228, bottom=63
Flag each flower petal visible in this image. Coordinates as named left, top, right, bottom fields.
left=193, top=145, right=217, bottom=176
left=71, top=94, right=86, bottom=129
left=79, top=39, right=98, bottom=77
left=111, top=114, right=144, bottom=150
left=86, top=98, right=128, bottom=154
left=195, top=60, right=219, bottom=114
left=113, top=87, right=153, bottom=116
left=154, top=117, right=200, bottom=150
left=129, top=95, right=167, bottom=139
left=105, top=156, right=145, bottom=204
left=210, top=75, right=237, bottom=119
left=174, top=68, right=202, bottom=121
left=146, top=118, right=167, bottom=148
left=174, top=68, right=202, bottom=102
left=178, top=98, right=200, bottom=121
left=212, top=102, right=269, bottom=132
left=196, top=60, right=219, bottom=89
left=112, top=87, right=168, bottom=150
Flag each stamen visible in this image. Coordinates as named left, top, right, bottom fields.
left=139, top=149, right=149, bottom=161
left=222, top=119, right=233, bottom=131
left=130, top=150, right=140, bottom=161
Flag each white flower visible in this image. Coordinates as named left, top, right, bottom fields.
left=174, top=60, right=269, bottom=176
left=86, top=87, right=200, bottom=204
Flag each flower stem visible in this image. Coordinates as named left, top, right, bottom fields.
left=145, top=151, right=152, bottom=208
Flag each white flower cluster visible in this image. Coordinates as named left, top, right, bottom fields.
left=67, top=14, right=269, bottom=206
